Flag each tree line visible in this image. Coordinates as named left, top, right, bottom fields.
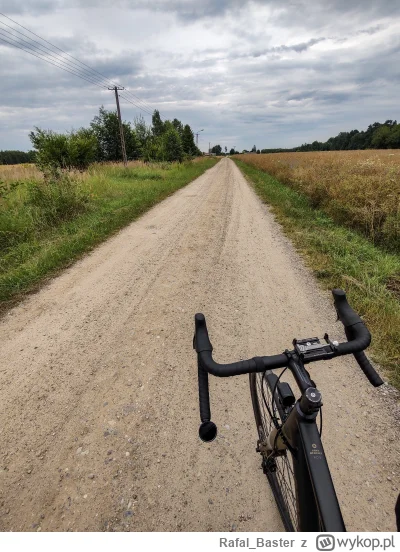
left=27, top=107, right=201, bottom=171
left=296, top=119, right=400, bottom=152
left=0, top=150, right=36, bottom=165
left=239, top=120, right=400, bottom=154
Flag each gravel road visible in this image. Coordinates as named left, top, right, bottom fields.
left=0, top=158, right=398, bottom=532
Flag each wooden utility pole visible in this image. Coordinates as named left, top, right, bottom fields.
left=109, top=86, right=127, bottom=167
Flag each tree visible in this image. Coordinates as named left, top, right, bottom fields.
left=0, top=150, right=35, bottom=164
left=388, top=124, right=400, bottom=148
left=133, top=115, right=151, bottom=158
left=229, top=148, right=235, bottom=155
left=90, top=106, right=138, bottom=161
left=211, top=144, right=222, bottom=155
left=347, top=131, right=365, bottom=150
left=251, top=145, right=257, bottom=152
left=172, top=118, right=183, bottom=137
left=163, top=127, right=183, bottom=162
left=181, top=124, right=196, bottom=156
left=371, top=126, right=391, bottom=149
left=224, top=146, right=227, bottom=154
left=152, top=110, right=164, bottom=137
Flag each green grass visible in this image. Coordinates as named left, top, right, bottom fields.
left=0, top=159, right=217, bottom=308
left=234, top=159, right=400, bottom=389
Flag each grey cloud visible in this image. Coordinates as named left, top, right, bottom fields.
left=250, top=37, right=326, bottom=58
left=1, top=0, right=400, bottom=152
left=356, top=24, right=385, bottom=35
left=0, top=1, right=62, bottom=15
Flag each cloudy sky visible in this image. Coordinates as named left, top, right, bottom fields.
left=1, top=0, right=400, bottom=152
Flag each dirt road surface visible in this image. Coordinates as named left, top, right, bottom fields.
left=0, top=158, right=398, bottom=532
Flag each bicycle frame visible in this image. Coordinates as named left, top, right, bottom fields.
left=276, top=356, right=346, bottom=531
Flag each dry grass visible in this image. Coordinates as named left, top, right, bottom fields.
left=0, top=161, right=148, bottom=184
left=0, top=163, right=43, bottom=182
left=238, top=150, right=400, bottom=251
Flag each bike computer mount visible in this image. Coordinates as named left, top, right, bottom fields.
left=293, top=334, right=338, bottom=362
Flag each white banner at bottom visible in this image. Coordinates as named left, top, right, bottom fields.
left=0, top=531, right=398, bottom=552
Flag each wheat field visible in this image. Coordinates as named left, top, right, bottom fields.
left=238, top=150, right=400, bottom=250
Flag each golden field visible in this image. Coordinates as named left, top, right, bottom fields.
left=0, top=160, right=151, bottom=184
left=238, top=150, right=400, bottom=250
left=0, top=163, right=42, bottom=182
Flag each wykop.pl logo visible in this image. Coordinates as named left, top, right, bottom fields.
left=316, top=534, right=335, bottom=551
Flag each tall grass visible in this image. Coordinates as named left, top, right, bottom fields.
left=0, top=159, right=217, bottom=306
left=238, top=151, right=400, bottom=252
left=0, top=163, right=43, bottom=183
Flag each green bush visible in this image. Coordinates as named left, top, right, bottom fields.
left=0, top=171, right=90, bottom=255
left=29, top=127, right=97, bottom=171
left=28, top=170, right=90, bottom=228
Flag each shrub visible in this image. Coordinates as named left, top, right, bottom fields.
left=29, top=127, right=97, bottom=171
left=28, top=170, right=90, bottom=228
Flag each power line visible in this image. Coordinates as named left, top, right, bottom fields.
left=122, top=89, right=160, bottom=116
left=0, top=34, right=156, bottom=121
left=118, top=93, right=153, bottom=116
left=0, top=11, right=119, bottom=87
left=0, top=29, right=110, bottom=89
left=0, top=35, right=107, bottom=89
left=0, top=20, right=110, bottom=89
left=0, top=12, right=160, bottom=117
left=119, top=86, right=160, bottom=117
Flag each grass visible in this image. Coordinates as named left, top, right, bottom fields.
left=238, top=151, right=400, bottom=252
left=234, top=158, right=400, bottom=389
left=0, top=158, right=217, bottom=308
left=0, top=163, right=42, bottom=183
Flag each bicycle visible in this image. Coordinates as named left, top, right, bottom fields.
left=193, top=289, right=383, bottom=532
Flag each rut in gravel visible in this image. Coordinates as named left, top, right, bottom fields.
left=0, top=158, right=398, bottom=532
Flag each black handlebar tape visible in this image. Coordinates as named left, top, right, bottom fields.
left=198, top=350, right=288, bottom=377
left=194, top=313, right=213, bottom=353
left=353, top=351, right=384, bottom=387
left=198, top=359, right=212, bottom=422
left=335, top=323, right=371, bottom=355
left=332, top=289, right=363, bottom=327
left=194, top=314, right=288, bottom=377
left=333, top=303, right=383, bottom=386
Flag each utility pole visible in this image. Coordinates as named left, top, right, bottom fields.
left=195, top=129, right=204, bottom=146
left=109, top=86, right=127, bottom=167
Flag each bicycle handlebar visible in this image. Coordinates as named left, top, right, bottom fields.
left=194, top=313, right=288, bottom=376
left=194, top=289, right=383, bottom=441
left=332, top=289, right=383, bottom=386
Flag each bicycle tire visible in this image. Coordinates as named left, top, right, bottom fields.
left=249, top=370, right=299, bottom=531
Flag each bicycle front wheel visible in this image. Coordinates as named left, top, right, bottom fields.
left=249, top=370, right=299, bottom=531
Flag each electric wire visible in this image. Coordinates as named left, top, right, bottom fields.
left=0, top=34, right=155, bottom=116
left=0, top=35, right=107, bottom=89
left=0, top=20, right=110, bottom=88
left=0, top=12, right=160, bottom=116
left=0, top=29, right=110, bottom=89
left=118, top=93, right=153, bottom=116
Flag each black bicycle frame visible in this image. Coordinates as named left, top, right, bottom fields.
left=279, top=356, right=346, bottom=532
